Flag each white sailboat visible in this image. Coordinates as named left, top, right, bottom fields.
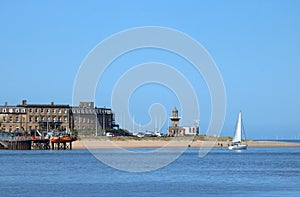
left=228, top=112, right=248, bottom=150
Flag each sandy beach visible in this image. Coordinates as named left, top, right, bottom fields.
left=72, top=139, right=300, bottom=149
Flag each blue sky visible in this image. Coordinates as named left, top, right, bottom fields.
left=0, top=1, right=300, bottom=139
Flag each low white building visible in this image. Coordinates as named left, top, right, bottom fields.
left=181, top=125, right=199, bottom=136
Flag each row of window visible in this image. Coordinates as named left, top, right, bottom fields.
left=2, top=116, right=20, bottom=122
left=1, top=125, right=69, bottom=132
left=1, top=107, right=111, bottom=115
left=72, top=109, right=112, bottom=114
left=1, top=116, right=68, bottom=123
left=0, top=108, right=26, bottom=113
left=0, top=108, right=69, bottom=114
left=2, top=126, right=14, bottom=132
left=29, top=116, right=68, bottom=123
left=75, top=126, right=96, bottom=130
left=73, top=116, right=112, bottom=123
left=74, top=118, right=95, bottom=124
left=28, top=126, right=67, bottom=131
left=28, top=108, right=68, bottom=114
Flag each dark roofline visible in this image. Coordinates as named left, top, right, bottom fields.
left=17, top=104, right=70, bottom=108
left=0, top=105, right=26, bottom=108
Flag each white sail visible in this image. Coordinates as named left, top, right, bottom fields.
left=232, top=112, right=242, bottom=143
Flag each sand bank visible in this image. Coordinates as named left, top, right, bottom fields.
left=72, top=139, right=300, bottom=149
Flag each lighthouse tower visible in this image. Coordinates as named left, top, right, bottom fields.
left=168, top=107, right=182, bottom=136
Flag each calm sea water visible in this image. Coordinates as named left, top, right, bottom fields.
left=1, top=148, right=300, bottom=196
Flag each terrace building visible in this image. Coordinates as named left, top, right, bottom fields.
left=0, top=102, right=26, bottom=132
left=71, top=102, right=118, bottom=136
left=0, top=100, right=118, bottom=135
left=17, top=100, right=71, bottom=132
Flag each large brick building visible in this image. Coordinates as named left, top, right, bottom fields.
left=71, top=102, right=118, bottom=135
left=0, top=100, right=118, bottom=135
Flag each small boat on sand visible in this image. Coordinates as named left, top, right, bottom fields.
left=50, top=135, right=73, bottom=143
left=50, top=136, right=60, bottom=143
left=60, top=136, right=71, bottom=143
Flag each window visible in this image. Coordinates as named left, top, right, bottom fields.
left=21, top=109, right=26, bottom=113
left=58, top=109, right=62, bottom=114
left=15, top=108, right=19, bottom=113
left=29, top=116, right=33, bottom=122
left=64, top=116, right=67, bottom=122
left=29, top=108, right=32, bottom=113
left=16, top=116, right=19, bottom=122
left=41, top=108, right=44, bottom=113
left=2, top=126, right=6, bottom=132
left=41, top=116, right=45, bottom=121
left=58, top=116, right=62, bottom=122
left=35, top=108, right=38, bottom=113
left=2, top=108, right=6, bottom=113
left=35, top=117, right=39, bottom=122
left=9, top=116, right=13, bottom=122
left=52, top=109, right=56, bottom=113
left=3, top=116, right=6, bottom=122
left=47, top=109, right=50, bottom=113
left=53, top=117, right=56, bottom=122
left=9, top=126, right=12, bottom=132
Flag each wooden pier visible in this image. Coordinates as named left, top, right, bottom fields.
left=31, top=139, right=50, bottom=150
left=0, top=140, right=32, bottom=150
left=0, top=138, right=73, bottom=150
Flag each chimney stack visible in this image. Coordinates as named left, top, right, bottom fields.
left=22, top=100, right=27, bottom=106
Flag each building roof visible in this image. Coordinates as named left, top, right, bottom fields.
left=17, top=104, right=70, bottom=108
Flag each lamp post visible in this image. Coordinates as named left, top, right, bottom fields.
left=95, top=108, right=98, bottom=136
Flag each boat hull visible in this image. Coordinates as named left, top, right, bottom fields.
left=60, top=136, right=71, bottom=143
left=228, top=144, right=247, bottom=150
left=50, top=136, right=59, bottom=143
